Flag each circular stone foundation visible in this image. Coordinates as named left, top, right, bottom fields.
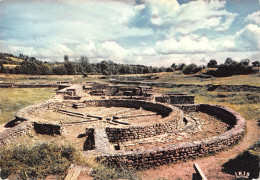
left=3, top=84, right=246, bottom=170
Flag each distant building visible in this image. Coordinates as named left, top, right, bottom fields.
left=80, top=56, right=89, bottom=64
left=64, top=55, right=69, bottom=63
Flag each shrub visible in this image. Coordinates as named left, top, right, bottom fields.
left=182, top=64, right=202, bottom=74
left=0, top=143, right=77, bottom=179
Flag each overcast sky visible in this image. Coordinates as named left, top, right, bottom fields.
left=0, top=0, right=259, bottom=66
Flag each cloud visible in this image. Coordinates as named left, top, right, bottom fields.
left=155, top=34, right=236, bottom=54
left=155, top=23, right=260, bottom=55
left=129, top=0, right=237, bottom=36
left=0, top=0, right=259, bottom=67
left=235, top=24, right=260, bottom=51
left=96, top=41, right=130, bottom=62
left=245, top=11, right=260, bottom=24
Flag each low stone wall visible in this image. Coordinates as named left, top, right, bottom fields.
left=0, top=83, right=58, bottom=88
left=13, top=100, right=73, bottom=137
left=110, top=80, right=203, bottom=88
left=17, top=84, right=57, bottom=88
left=34, top=122, right=61, bottom=135
left=155, top=94, right=195, bottom=104
left=106, top=120, right=180, bottom=143
left=169, top=95, right=194, bottom=104
left=154, top=96, right=170, bottom=104
left=93, top=104, right=246, bottom=169
left=197, top=104, right=238, bottom=126
left=207, top=84, right=260, bottom=93
left=15, top=100, right=74, bottom=119
left=0, top=121, right=32, bottom=148
left=82, top=99, right=184, bottom=142
left=83, top=99, right=174, bottom=116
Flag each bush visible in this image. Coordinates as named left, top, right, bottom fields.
left=215, top=63, right=255, bottom=77
left=182, top=64, right=202, bottom=74
left=0, top=143, right=77, bottom=179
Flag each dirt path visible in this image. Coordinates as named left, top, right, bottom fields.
left=141, top=120, right=259, bottom=180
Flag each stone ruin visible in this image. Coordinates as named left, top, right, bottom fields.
left=0, top=83, right=246, bottom=169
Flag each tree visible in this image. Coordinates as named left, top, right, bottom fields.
left=152, top=67, right=159, bottom=73
left=80, top=56, right=89, bottom=65
left=240, top=59, right=250, bottom=66
left=182, top=64, right=201, bottom=74
left=52, top=65, right=67, bottom=75
left=64, top=62, right=76, bottom=75
left=100, top=61, right=109, bottom=71
left=176, top=63, right=186, bottom=70
left=158, top=67, right=166, bottom=72
left=207, top=59, right=217, bottom=68
left=143, top=67, right=152, bottom=74
left=118, top=64, right=133, bottom=74
left=19, top=61, right=40, bottom=74
left=171, top=63, right=177, bottom=69
left=215, top=58, right=254, bottom=77
left=39, top=63, right=52, bottom=75
left=224, top=57, right=237, bottom=66
left=166, top=67, right=174, bottom=72
left=136, top=66, right=144, bottom=74
left=252, top=61, right=260, bottom=67
left=14, top=65, right=22, bottom=74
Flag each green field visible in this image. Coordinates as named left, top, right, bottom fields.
left=0, top=88, right=55, bottom=123
left=0, top=74, right=106, bottom=84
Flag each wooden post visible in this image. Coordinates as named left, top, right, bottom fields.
left=192, top=163, right=208, bottom=180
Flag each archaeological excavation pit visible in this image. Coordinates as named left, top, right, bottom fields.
left=1, top=83, right=246, bottom=169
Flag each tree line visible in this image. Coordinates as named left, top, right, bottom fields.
left=0, top=53, right=259, bottom=77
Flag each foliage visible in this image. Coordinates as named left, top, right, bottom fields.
left=176, top=63, right=186, bottom=70
left=252, top=61, right=259, bottom=67
left=214, top=58, right=255, bottom=77
left=0, top=143, right=76, bottom=179
left=166, top=67, right=174, bottom=72
left=0, top=52, right=259, bottom=77
left=207, top=59, right=217, bottom=68
left=0, top=142, right=141, bottom=180
left=182, top=63, right=202, bottom=74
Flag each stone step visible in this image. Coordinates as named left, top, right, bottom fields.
left=94, top=128, right=110, bottom=154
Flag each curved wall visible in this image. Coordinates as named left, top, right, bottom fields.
left=83, top=99, right=184, bottom=142
left=93, top=104, right=246, bottom=169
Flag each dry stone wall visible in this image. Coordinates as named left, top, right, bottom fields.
left=106, top=121, right=179, bottom=143
left=207, top=84, right=260, bottom=92
left=0, top=83, right=57, bottom=88
left=83, top=99, right=184, bottom=142
left=0, top=121, right=32, bottom=147
left=83, top=99, right=174, bottom=116
left=33, top=122, right=61, bottom=135
left=93, top=104, right=246, bottom=169
left=155, top=94, right=195, bottom=104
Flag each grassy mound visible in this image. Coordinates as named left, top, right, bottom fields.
left=0, top=142, right=140, bottom=179
left=0, top=143, right=76, bottom=179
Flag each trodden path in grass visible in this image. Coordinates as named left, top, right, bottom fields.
left=141, top=119, right=259, bottom=180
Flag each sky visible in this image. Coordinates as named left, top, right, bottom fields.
left=0, top=0, right=259, bottom=67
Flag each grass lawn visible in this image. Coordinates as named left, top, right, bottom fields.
left=0, top=74, right=106, bottom=84
left=0, top=88, right=56, bottom=124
